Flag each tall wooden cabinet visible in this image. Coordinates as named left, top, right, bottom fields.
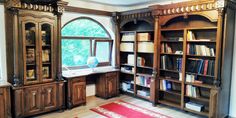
left=0, top=82, right=11, bottom=118
left=5, top=0, right=67, bottom=117
left=150, top=0, right=236, bottom=117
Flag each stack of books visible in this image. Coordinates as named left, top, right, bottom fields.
left=137, top=90, right=150, bottom=97
left=185, top=102, right=204, bottom=112
left=137, top=33, right=150, bottom=41
left=186, top=59, right=215, bottom=76
left=187, top=44, right=215, bottom=56
left=136, top=76, right=151, bottom=87
left=121, top=81, right=134, bottom=93
left=185, top=74, right=202, bottom=84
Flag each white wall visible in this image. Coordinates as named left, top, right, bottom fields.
left=229, top=13, right=236, bottom=118
left=0, top=4, right=7, bottom=81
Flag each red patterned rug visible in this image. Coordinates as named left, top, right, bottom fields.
left=90, top=100, right=172, bottom=118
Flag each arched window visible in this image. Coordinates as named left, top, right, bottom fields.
left=61, top=17, right=113, bottom=69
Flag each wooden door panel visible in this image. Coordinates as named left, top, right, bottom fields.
left=0, top=88, right=5, bottom=118
left=14, top=89, right=24, bottom=118
left=107, top=77, right=117, bottom=97
left=25, top=87, right=42, bottom=115
left=42, top=84, right=57, bottom=111
left=72, top=82, right=86, bottom=105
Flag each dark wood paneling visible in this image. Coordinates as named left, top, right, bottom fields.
left=65, top=6, right=112, bottom=16
left=42, top=84, right=57, bottom=111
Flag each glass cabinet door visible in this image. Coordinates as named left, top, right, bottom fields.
left=23, top=22, right=39, bottom=84
left=40, top=23, right=54, bottom=82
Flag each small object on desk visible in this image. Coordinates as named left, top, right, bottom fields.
left=87, top=56, right=99, bottom=72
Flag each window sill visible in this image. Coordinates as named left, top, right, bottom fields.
left=62, top=66, right=119, bottom=78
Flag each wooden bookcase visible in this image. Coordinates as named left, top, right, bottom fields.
left=150, top=0, right=236, bottom=117
left=5, top=0, right=68, bottom=117
left=114, top=9, right=158, bottom=103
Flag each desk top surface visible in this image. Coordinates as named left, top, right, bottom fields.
left=62, top=66, right=120, bottom=78
left=0, top=81, right=11, bottom=88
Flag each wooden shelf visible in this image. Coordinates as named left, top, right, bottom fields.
left=186, top=72, right=215, bottom=78
left=187, top=40, right=216, bottom=43
left=160, top=28, right=184, bottom=31
left=137, top=52, right=154, bottom=54
left=120, top=40, right=135, bottom=43
left=136, top=94, right=150, bottom=100
left=184, top=108, right=209, bottom=117
left=121, top=63, right=134, bottom=67
left=185, top=95, right=209, bottom=102
left=26, top=63, right=35, bottom=66
left=120, top=71, right=134, bottom=75
left=159, top=77, right=182, bottom=84
left=161, top=40, right=183, bottom=43
left=136, top=30, right=154, bottom=33
left=186, top=54, right=216, bottom=59
left=137, top=65, right=153, bottom=69
left=136, top=73, right=153, bottom=77
left=42, top=62, right=51, bottom=65
left=160, top=69, right=180, bottom=73
left=26, top=45, right=35, bottom=47
left=120, top=51, right=134, bottom=53
left=161, top=53, right=183, bottom=56
left=136, top=84, right=150, bottom=88
left=42, top=45, right=51, bottom=47
left=187, top=27, right=217, bottom=30
left=160, top=90, right=181, bottom=96
left=158, top=100, right=181, bottom=109
left=120, top=31, right=136, bottom=33
left=185, top=82, right=214, bottom=89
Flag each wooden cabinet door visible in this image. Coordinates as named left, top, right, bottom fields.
left=106, top=72, right=118, bottom=98
left=24, top=86, right=42, bottom=115
left=42, top=84, right=57, bottom=111
left=72, top=80, right=86, bottom=105
left=0, top=88, right=5, bottom=118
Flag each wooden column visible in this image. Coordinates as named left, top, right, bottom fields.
left=150, top=16, right=159, bottom=105
left=12, top=9, right=20, bottom=86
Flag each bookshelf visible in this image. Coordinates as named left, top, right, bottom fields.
left=117, top=8, right=155, bottom=101
left=150, top=0, right=236, bottom=117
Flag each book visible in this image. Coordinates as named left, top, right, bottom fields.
left=188, top=44, right=215, bottom=56
left=121, top=33, right=135, bottom=41
left=25, top=27, right=36, bottom=45
left=42, top=49, right=50, bottom=62
left=186, top=59, right=214, bottom=76
left=42, top=31, right=47, bottom=46
left=26, top=48, right=35, bottom=63
left=26, top=69, right=35, bottom=80
left=138, top=42, right=154, bottom=53
left=42, top=66, right=50, bottom=78
left=185, top=102, right=204, bottom=112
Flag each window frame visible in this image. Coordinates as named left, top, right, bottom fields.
left=61, top=17, right=113, bottom=70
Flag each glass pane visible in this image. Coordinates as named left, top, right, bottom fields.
left=25, top=23, right=37, bottom=81
left=62, top=39, right=90, bottom=67
left=62, top=19, right=109, bottom=37
left=41, top=24, right=52, bottom=79
left=96, top=42, right=110, bottom=62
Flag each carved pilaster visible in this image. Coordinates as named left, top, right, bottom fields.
left=112, top=12, right=121, bottom=69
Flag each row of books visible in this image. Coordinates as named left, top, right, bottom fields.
left=186, top=85, right=200, bottom=98
left=121, top=66, right=134, bottom=73
left=120, top=42, right=154, bottom=53
left=186, top=59, right=215, bottom=76
left=186, top=74, right=203, bottom=84
left=187, top=31, right=213, bottom=41
left=26, top=66, right=50, bottom=80
left=160, top=80, right=181, bottom=92
left=136, top=76, right=151, bottom=87
left=127, top=54, right=145, bottom=66
left=25, top=27, right=36, bottom=45
left=121, top=33, right=151, bottom=42
left=26, top=48, right=50, bottom=63
left=161, top=56, right=182, bottom=71
left=187, top=44, right=215, bottom=56
left=161, top=43, right=183, bottom=54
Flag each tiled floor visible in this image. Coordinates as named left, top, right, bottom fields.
left=37, top=95, right=205, bottom=118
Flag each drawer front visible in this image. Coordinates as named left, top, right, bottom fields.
left=0, top=88, right=5, bottom=118
left=72, top=77, right=86, bottom=83
left=106, top=72, right=117, bottom=78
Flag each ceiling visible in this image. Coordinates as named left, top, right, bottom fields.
left=81, top=0, right=167, bottom=6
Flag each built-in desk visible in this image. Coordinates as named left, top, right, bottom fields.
left=63, top=66, right=120, bottom=108
left=0, top=81, right=11, bottom=118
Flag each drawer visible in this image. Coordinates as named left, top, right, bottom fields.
left=72, top=77, right=86, bottom=83
left=0, top=88, right=3, bottom=95
left=106, top=72, right=117, bottom=77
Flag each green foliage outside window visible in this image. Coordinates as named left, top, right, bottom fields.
left=61, top=18, right=110, bottom=67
